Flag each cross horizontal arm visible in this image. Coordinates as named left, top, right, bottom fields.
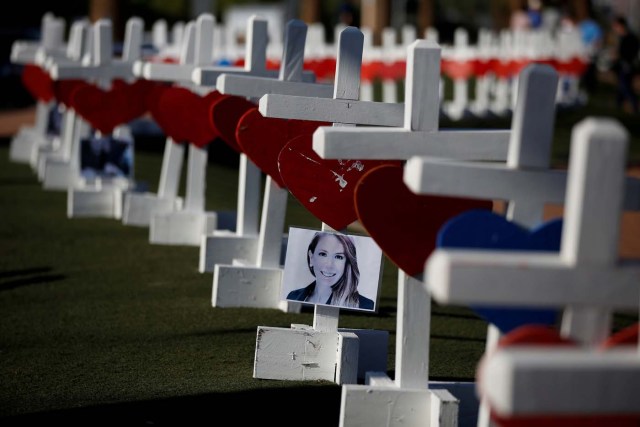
left=193, top=65, right=278, bottom=85
left=481, top=348, right=640, bottom=416
left=50, top=60, right=135, bottom=80
left=313, top=127, right=510, bottom=160
left=193, top=66, right=317, bottom=86
left=11, top=42, right=40, bottom=64
left=425, top=250, right=640, bottom=309
left=404, top=159, right=566, bottom=203
left=141, top=62, right=204, bottom=82
left=217, top=73, right=333, bottom=98
left=259, top=94, right=405, bottom=126
left=404, top=157, right=640, bottom=211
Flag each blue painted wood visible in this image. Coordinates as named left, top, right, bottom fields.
left=437, top=209, right=562, bottom=334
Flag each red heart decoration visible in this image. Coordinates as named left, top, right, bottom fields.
left=155, top=86, right=221, bottom=147
left=354, top=164, right=493, bottom=276
left=71, top=79, right=155, bottom=134
left=441, top=59, right=475, bottom=80
left=54, top=80, right=88, bottom=107
left=490, top=59, right=513, bottom=79
left=21, top=64, right=54, bottom=102
left=236, top=108, right=328, bottom=188
left=153, top=85, right=189, bottom=143
left=599, top=323, right=639, bottom=350
left=473, top=59, right=492, bottom=77
left=278, top=134, right=400, bottom=230
left=210, top=95, right=256, bottom=153
left=146, top=83, right=171, bottom=126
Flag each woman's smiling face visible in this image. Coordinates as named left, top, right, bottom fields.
left=309, top=234, right=346, bottom=288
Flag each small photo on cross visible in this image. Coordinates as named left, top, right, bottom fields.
left=282, top=226, right=383, bottom=312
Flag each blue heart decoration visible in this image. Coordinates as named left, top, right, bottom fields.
left=436, top=209, right=563, bottom=334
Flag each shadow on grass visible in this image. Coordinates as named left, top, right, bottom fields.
left=0, top=386, right=342, bottom=426
left=0, top=267, right=54, bottom=278
left=0, top=267, right=65, bottom=291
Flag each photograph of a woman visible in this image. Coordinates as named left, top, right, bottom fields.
left=282, top=227, right=383, bottom=312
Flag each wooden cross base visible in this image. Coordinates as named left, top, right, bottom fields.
left=254, top=325, right=388, bottom=385
left=122, top=139, right=185, bottom=227
left=9, top=102, right=56, bottom=164
left=121, top=192, right=183, bottom=227
left=340, top=381, right=459, bottom=427
left=31, top=137, right=61, bottom=171
left=149, top=210, right=220, bottom=246
left=198, top=232, right=260, bottom=273
left=40, top=158, right=73, bottom=190
left=212, top=264, right=300, bottom=312
left=67, top=179, right=134, bottom=219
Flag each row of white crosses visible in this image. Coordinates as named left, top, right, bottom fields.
left=9, top=12, right=67, bottom=165
left=313, top=34, right=639, bottom=426
left=191, top=15, right=317, bottom=271
left=45, top=17, right=147, bottom=218
left=131, top=13, right=289, bottom=249
left=204, top=19, right=333, bottom=312
left=145, top=16, right=587, bottom=117
left=35, top=19, right=92, bottom=190
left=121, top=18, right=197, bottom=228
left=127, top=13, right=229, bottom=244
left=269, top=30, right=628, bottom=426
left=10, top=17, right=91, bottom=177
left=307, top=39, right=514, bottom=427
left=207, top=19, right=416, bottom=313
left=253, top=25, right=518, bottom=427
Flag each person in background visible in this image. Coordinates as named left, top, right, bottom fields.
left=526, top=0, right=544, bottom=30
left=611, top=15, right=639, bottom=114
left=510, top=5, right=531, bottom=30
left=286, top=231, right=374, bottom=310
left=578, top=11, right=604, bottom=95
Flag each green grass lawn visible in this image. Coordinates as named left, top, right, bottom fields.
left=1, top=77, right=638, bottom=425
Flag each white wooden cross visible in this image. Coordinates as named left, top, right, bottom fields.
left=312, top=40, right=511, bottom=427
left=193, top=16, right=327, bottom=274
left=121, top=19, right=198, bottom=228
left=206, top=19, right=330, bottom=314
left=10, top=12, right=66, bottom=67
left=427, top=117, right=640, bottom=420
left=194, top=16, right=316, bottom=270
left=44, top=17, right=146, bottom=218
left=202, top=17, right=333, bottom=275
left=148, top=14, right=289, bottom=249
left=144, top=13, right=254, bottom=246
left=253, top=26, right=389, bottom=386
left=37, top=19, right=93, bottom=190
left=10, top=13, right=67, bottom=165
